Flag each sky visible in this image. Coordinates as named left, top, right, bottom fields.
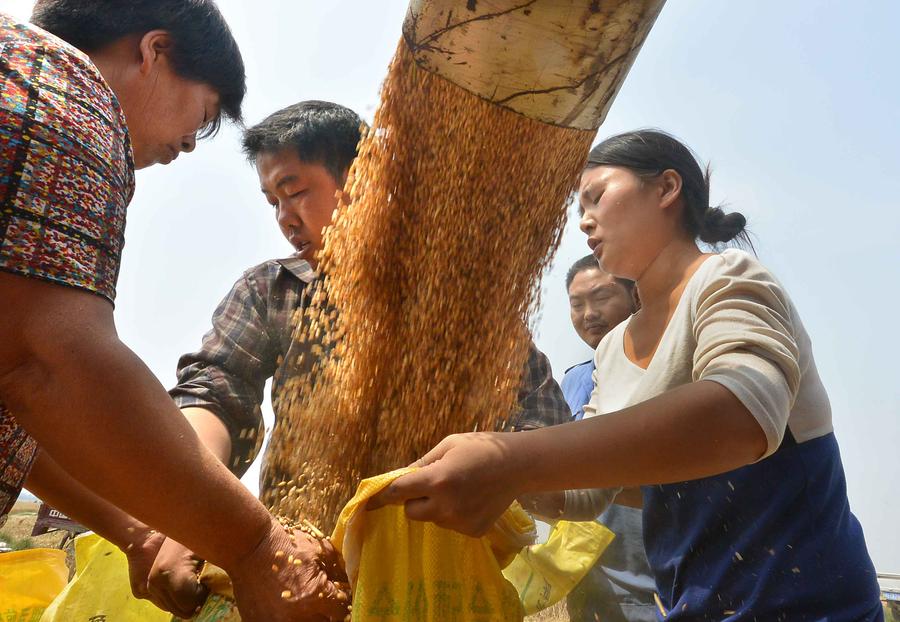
left=6, top=0, right=899, bottom=571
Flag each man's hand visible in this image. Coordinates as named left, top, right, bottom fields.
left=367, top=432, right=525, bottom=537
left=227, top=517, right=350, bottom=622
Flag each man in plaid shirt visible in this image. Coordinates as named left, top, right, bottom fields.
left=145, top=100, right=571, bottom=607
left=169, top=252, right=569, bottom=479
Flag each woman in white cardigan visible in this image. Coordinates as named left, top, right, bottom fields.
left=373, top=130, right=883, bottom=621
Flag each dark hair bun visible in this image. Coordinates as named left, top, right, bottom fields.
left=699, top=206, right=747, bottom=244
left=588, top=130, right=753, bottom=249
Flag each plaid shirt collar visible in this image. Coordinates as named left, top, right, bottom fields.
left=276, top=255, right=317, bottom=284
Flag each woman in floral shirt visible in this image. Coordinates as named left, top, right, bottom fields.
left=0, top=3, right=349, bottom=621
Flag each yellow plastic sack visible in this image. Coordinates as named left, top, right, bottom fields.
left=40, top=533, right=171, bottom=622
left=0, top=548, right=67, bottom=621
left=502, top=519, right=614, bottom=615
left=332, top=467, right=535, bottom=622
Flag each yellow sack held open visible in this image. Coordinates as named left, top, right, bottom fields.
left=40, top=533, right=170, bottom=622
left=332, top=467, right=535, bottom=622
left=502, top=519, right=614, bottom=615
left=0, top=548, right=67, bottom=621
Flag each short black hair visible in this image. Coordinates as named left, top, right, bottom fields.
left=565, top=254, right=635, bottom=293
left=241, top=101, right=365, bottom=182
left=31, top=0, right=245, bottom=135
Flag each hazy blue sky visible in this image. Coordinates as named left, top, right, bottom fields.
left=7, top=1, right=898, bottom=571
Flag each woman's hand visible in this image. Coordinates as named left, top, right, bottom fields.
left=368, top=432, right=527, bottom=537
left=227, top=517, right=350, bottom=622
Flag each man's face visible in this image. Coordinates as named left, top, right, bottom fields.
left=568, top=267, right=635, bottom=349
left=256, top=149, right=344, bottom=268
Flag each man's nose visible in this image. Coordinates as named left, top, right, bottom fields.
left=584, top=304, right=602, bottom=321
left=277, top=204, right=299, bottom=228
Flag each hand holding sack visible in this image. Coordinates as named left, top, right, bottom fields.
left=333, top=467, right=535, bottom=622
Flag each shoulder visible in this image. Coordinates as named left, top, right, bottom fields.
left=2, top=16, right=121, bottom=118
left=2, top=15, right=90, bottom=65
left=563, top=359, right=594, bottom=376
left=2, top=16, right=132, bottom=172
left=688, top=250, right=799, bottom=340
left=562, top=359, right=594, bottom=390
left=694, top=249, right=783, bottom=286
left=689, top=250, right=790, bottom=305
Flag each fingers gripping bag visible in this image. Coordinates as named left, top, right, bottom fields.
left=332, top=468, right=535, bottom=621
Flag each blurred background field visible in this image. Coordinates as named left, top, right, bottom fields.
left=0, top=501, right=67, bottom=552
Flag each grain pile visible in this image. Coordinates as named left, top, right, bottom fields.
left=263, top=41, right=595, bottom=532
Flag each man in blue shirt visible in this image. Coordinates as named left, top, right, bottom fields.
left=561, top=254, right=636, bottom=420
left=561, top=255, right=658, bottom=622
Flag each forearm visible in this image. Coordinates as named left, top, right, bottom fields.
left=561, top=488, right=620, bottom=521
left=512, top=380, right=768, bottom=494
left=517, top=491, right=565, bottom=520
left=0, top=277, right=270, bottom=570
left=14, top=341, right=268, bottom=567
left=25, top=450, right=148, bottom=549
left=180, top=407, right=232, bottom=463
left=27, top=412, right=232, bottom=555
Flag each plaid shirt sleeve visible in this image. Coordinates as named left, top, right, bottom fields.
left=509, top=342, right=571, bottom=431
left=169, top=268, right=278, bottom=476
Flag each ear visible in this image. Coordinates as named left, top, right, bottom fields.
left=657, top=169, right=682, bottom=211
left=137, top=30, right=174, bottom=76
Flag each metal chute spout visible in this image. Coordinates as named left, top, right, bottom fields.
left=403, top=0, right=666, bottom=130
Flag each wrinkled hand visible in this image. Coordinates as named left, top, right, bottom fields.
left=146, top=538, right=208, bottom=618
left=367, top=432, right=524, bottom=537
left=124, top=528, right=166, bottom=601
left=227, top=517, right=350, bottom=622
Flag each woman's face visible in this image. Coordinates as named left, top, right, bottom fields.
left=577, top=165, right=673, bottom=281
left=114, top=32, right=220, bottom=169
left=125, top=74, right=219, bottom=169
